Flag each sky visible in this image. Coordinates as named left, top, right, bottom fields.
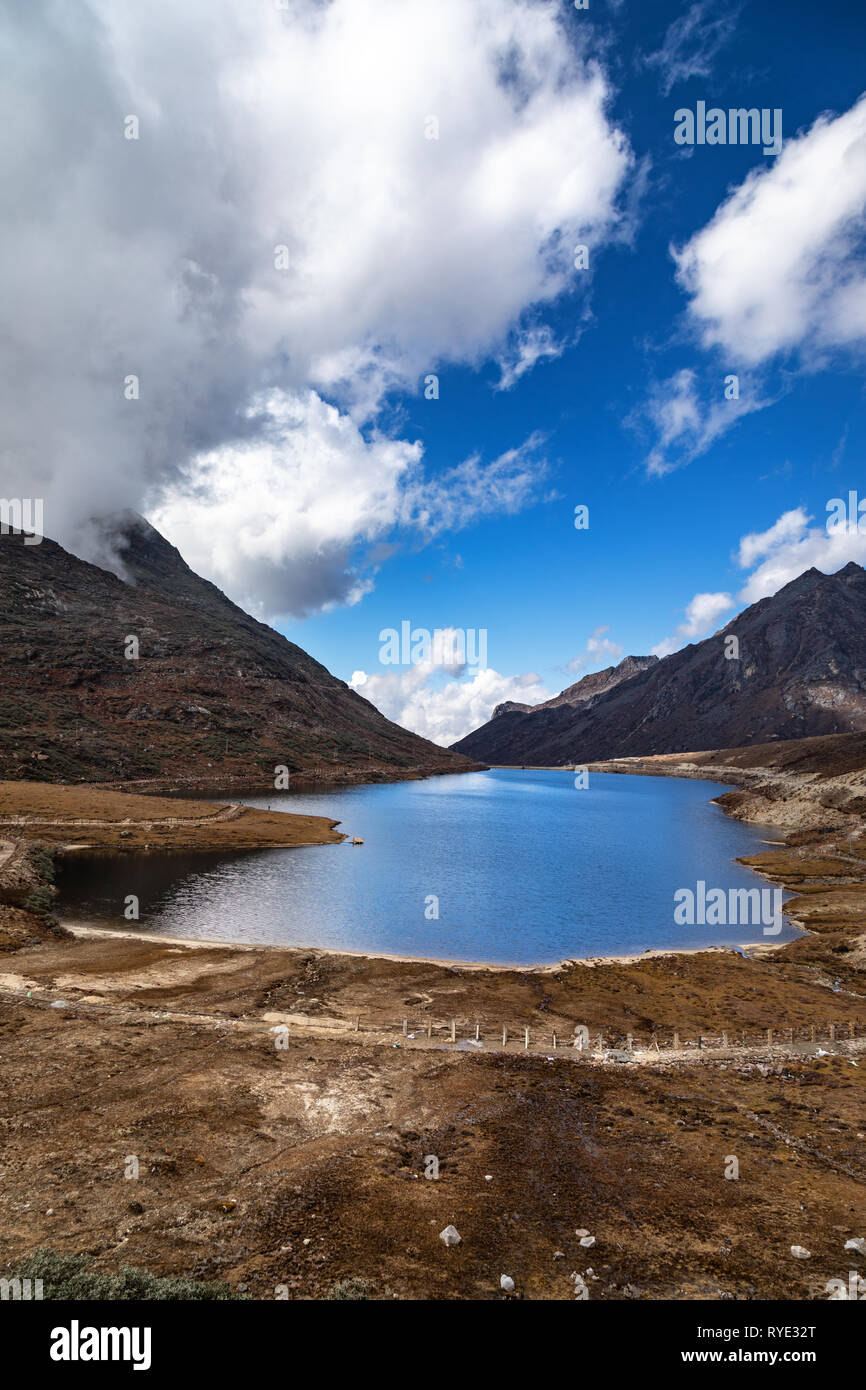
left=4, top=0, right=866, bottom=745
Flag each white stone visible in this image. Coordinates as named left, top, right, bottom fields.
left=790, top=1245, right=811, bottom=1259
left=500, top=1275, right=514, bottom=1292
left=439, top=1224, right=461, bottom=1247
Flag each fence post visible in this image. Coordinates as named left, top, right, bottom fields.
left=524, top=1028, right=530, bottom=1050
left=767, top=1028, right=773, bottom=1048
left=502, top=1025, right=507, bottom=1047
left=829, top=1023, right=836, bottom=1042
left=626, top=1033, right=633, bottom=1053
left=552, top=1032, right=557, bottom=1050
left=850, top=1021, right=855, bottom=1039
left=354, top=1016, right=360, bottom=1033
left=475, top=1022, right=480, bottom=1042
left=721, top=1031, right=728, bottom=1048
left=450, top=1019, right=456, bottom=1042
left=402, top=1019, right=407, bottom=1035
left=673, top=1031, right=679, bottom=1050
left=427, top=1021, right=432, bottom=1039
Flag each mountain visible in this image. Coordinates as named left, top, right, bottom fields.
left=0, top=515, right=478, bottom=788
left=490, top=655, right=658, bottom=719
left=452, top=564, right=866, bottom=764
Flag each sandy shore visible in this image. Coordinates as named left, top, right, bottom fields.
left=61, top=921, right=787, bottom=973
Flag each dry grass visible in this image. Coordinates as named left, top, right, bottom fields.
left=0, top=780, right=343, bottom=851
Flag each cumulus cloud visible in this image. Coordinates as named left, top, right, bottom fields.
left=153, top=402, right=550, bottom=619
left=350, top=659, right=551, bottom=746
left=651, top=591, right=734, bottom=657
left=566, top=624, right=623, bottom=671
left=0, top=0, right=632, bottom=614
left=643, top=1, right=740, bottom=96
left=639, top=93, right=866, bottom=475
left=736, top=505, right=866, bottom=602
left=674, top=93, right=866, bottom=365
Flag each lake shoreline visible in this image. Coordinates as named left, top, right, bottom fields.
left=3, top=761, right=866, bottom=1302
left=58, top=918, right=787, bottom=972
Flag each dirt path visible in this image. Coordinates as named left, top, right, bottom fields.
left=0, top=802, right=244, bottom=831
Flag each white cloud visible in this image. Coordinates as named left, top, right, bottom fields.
left=736, top=505, right=866, bottom=602
left=0, top=0, right=633, bottom=617
left=397, top=433, right=551, bottom=539
left=640, top=368, right=765, bottom=476
left=674, top=93, right=866, bottom=365
left=651, top=501, right=866, bottom=658
left=350, top=661, right=551, bottom=746
left=495, top=324, right=565, bottom=391
left=643, top=1, right=740, bottom=96
left=152, top=398, right=551, bottom=618
left=566, top=625, right=623, bottom=671
left=651, top=591, right=734, bottom=657
left=639, top=93, right=866, bottom=475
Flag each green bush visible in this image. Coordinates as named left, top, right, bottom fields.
left=9, top=1248, right=246, bottom=1301
left=324, top=1277, right=375, bottom=1300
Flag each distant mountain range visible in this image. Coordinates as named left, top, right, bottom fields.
left=491, top=655, right=658, bottom=718
left=452, top=564, right=866, bottom=764
left=0, top=515, right=476, bottom=788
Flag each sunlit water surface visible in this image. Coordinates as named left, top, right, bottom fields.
left=55, top=769, right=798, bottom=965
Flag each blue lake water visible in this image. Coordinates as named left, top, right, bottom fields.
left=55, top=769, right=800, bottom=965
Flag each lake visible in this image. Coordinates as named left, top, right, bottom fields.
left=55, top=769, right=799, bottom=965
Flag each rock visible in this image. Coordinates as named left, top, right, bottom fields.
left=579, top=1235, right=596, bottom=1248
left=844, top=1237, right=866, bottom=1256
left=575, top=1228, right=590, bottom=1237
left=553, top=1250, right=565, bottom=1260
left=790, top=1245, right=811, bottom=1259
left=500, top=1275, right=515, bottom=1292
left=439, top=1224, right=461, bottom=1247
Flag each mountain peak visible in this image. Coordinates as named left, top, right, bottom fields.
left=0, top=518, right=478, bottom=787
left=453, top=568, right=866, bottom=762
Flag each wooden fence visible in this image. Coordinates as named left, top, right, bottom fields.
left=383, top=1016, right=866, bottom=1056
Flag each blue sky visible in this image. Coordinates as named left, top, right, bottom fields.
left=7, top=0, right=866, bottom=744
left=280, top=0, right=866, bottom=739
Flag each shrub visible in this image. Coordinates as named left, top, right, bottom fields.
left=8, top=1248, right=246, bottom=1301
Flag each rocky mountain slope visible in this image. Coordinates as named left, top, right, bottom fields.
left=491, top=654, right=658, bottom=718
left=453, top=564, right=866, bottom=764
left=0, top=516, right=477, bottom=789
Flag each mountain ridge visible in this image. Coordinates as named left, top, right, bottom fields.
left=452, top=562, right=866, bottom=764
left=0, top=516, right=478, bottom=788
